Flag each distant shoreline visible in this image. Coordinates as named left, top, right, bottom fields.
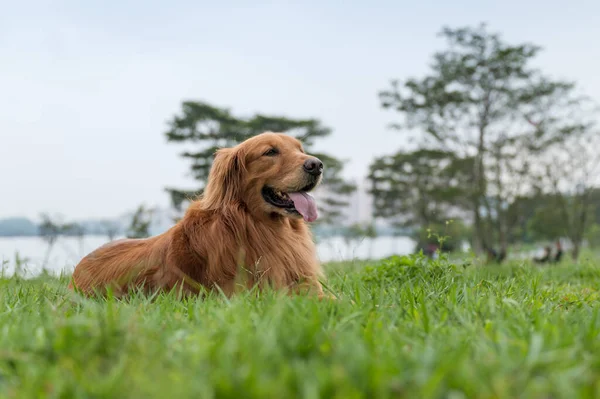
left=0, top=216, right=414, bottom=239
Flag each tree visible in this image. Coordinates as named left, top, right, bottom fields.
left=100, top=220, right=120, bottom=241
left=586, top=223, right=600, bottom=249
left=38, top=214, right=73, bottom=268
left=342, top=223, right=365, bottom=259
left=340, top=222, right=379, bottom=259
left=504, top=194, right=548, bottom=244
left=63, top=222, right=86, bottom=258
left=126, top=205, right=154, bottom=239
left=369, top=149, right=473, bottom=229
left=414, top=220, right=470, bottom=254
left=363, top=222, right=378, bottom=260
left=531, top=132, right=600, bottom=259
left=378, top=23, right=589, bottom=254
left=164, top=101, right=356, bottom=225
left=526, top=198, right=566, bottom=241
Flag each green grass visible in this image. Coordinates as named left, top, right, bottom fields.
left=1, top=254, right=600, bottom=398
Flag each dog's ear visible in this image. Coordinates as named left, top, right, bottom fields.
left=203, top=147, right=246, bottom=208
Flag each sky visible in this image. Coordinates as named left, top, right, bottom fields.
left=2, top=0, right=599, bottom=220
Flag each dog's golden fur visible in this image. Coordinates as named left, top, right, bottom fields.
left=68, top=132, right=329, bottom=299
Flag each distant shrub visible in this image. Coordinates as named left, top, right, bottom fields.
left=359, top=254, right=463, bottom=287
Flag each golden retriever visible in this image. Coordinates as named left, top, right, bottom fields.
left=68, top=132, right=330, bottom=299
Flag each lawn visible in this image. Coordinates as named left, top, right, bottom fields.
left=1, top=253, right=600, bottom=398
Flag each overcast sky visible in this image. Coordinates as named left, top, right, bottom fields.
left=2, top=0, right=599, bottom=220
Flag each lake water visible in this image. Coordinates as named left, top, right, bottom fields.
left=0, top=235, right=416, bottom=276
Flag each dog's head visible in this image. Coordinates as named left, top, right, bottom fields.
left=202, top=132, right=324, bottom=222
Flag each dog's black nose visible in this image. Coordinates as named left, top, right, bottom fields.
left=303, top=157, right=323, bottom=176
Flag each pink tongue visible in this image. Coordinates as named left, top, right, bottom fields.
left=288, top=192, right=318, bottom=222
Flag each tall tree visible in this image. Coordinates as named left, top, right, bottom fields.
left=64, top=223, right=86, bottom=258
left=531, top=132, right=600, bottom=259
left=504, top=194, right=546, bottom=244
left=38, top=214, right=74, bottom=268
left=378, top=23, right=589, bottom=253
left=369, top=149, right=472, bottom=228
left=369, top=149, right=473, bottom=253
left=126, top=205, right=154, bottom=239
left=341, top=222, right=378, bottom=259
left=525, top=195, right=566, bottom=243
left=100, top=220, right=120, bottom=241
left=164, top=101, right=356, bottom=225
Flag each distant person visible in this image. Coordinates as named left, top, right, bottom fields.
left=533, top=246, right=552, bottom=264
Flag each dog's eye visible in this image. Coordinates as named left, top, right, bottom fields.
left=263, top=148, right=279, bottom=157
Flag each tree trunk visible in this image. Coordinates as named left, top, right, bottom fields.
left=570, top=191, right=591, bottom=261
left=471, top=90, right=491, bottom=255
left=472, top=148, right=486, bottom=254
left=42, top=241, right=55, bottom=269
left=472, top=205, right=484, bottom=254
left=496, top=199, right=508, bottom=253
left=571, top=242, right=580, bottom=261
left=498, top=225, right=508, bottom=253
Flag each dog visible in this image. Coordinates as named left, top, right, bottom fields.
left=68, top=132, right=330, bottom=299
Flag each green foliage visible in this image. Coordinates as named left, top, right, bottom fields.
left=379, top=23, right=583, bottom=152
left=342, top=222, right=377, bottom=242
left=125, top=205, right=153, bottom=239
left=375, top=23, right=592, bottom=252
left=38, top=214, right=68, bottom=245
left=100, top=220, right=120, bottom=241
left=340, top=222, right=378, bottom=259
left=362, top=222, right=377, bottom=239
left=586, top=223, right=600, bottom=248
left=414, top=220, right=470, bottom=253
left=164, top=101, right=356, bottom=225
left=527, top=199, right=567, bottom=241
left=504, top=195, right=543, bottom=244
left=342, top=223, right=364, bottom=244
left=3, top=256, right=600, bottom=397
left=369, top=149, right=473, bottom=227
left=531, top=134, right=600, bottom=259
left=38, top=214, right=84, bottom=241
left=37, top=214, right=85, bottom=267
left=359, top=254, right=463, bottom=287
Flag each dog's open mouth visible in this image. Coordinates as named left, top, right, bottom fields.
left=262, top=186, right=318, bottom=222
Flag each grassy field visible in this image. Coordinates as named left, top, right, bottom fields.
left=1, top=253, right=600, bottom=398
